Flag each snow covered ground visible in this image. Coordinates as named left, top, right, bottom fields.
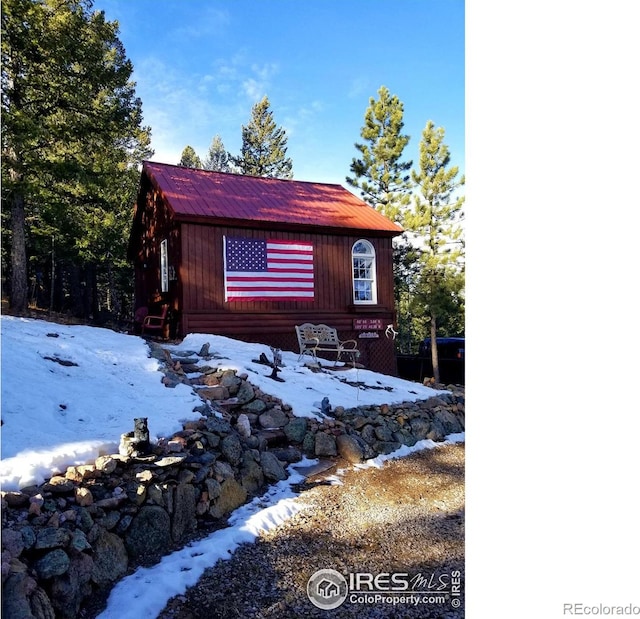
left=0, top=315, right=463, bottom=618
left=1, top=315, right=448, bottom=490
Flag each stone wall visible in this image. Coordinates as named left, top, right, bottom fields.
left=1, top=343, right=464, bottom=619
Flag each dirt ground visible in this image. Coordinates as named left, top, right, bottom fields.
left=158, top=442, right=465, bottom=619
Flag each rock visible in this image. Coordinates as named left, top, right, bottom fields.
left=69, top=530, right=91, bottom=552
left=94, top=455, right=117, bottom=474
left=269, top=446, right=302, bottom=464
left=172, top=483, right=197, bottom=542
left=2, top=529, right=25, bottom=559
left=41, top=476, right=75, bottom=494
left=260, top=452, right=287, bottom=482
left=360, top=424, right=377, bottom=445
left=201, top=373, right=220, bottom=386
left=205, top=417, right=232, bottom=435
left=427, top=428, right=444, bottom=442
left=198, top=343, right=210, bottom=357
left=374, top=424, right=394, bottom=442
left=258, top=408, right=289, bottom=429
left=350, top=416, right=369, bottom=430
left=198, top=386, right=230, bottom=401
left=35, top=528, right=71, bottom=550
left=35, top=549, right=70, bottom=580
left=422, top=396, right=449, bottom=410
left=336, top=435, right=364, bottom=463
left=205, top=478, right=222, bottom=500
left=213, top=461, right=235, bottom=482
left=240, top=457, right=264, bottom=495
left=393, top=429, right=418, bottom=447
left=242, top=398, right=267, bottom=414
left=302, top=432, right=316, bottom=456
left=220, top=371, right=242, bottom=394
left=235, top=381, right=255, bottom=405
left=409, top=418, right=432, bottom=440
left=74, top=487, right=93, bottom=507
left=221, top=434, right=242, bottom=466
left=372, top=441, right=401, bottom=455
left=236, top=414, right=251, bottom=438
left=21, top=527, right=36, bottom=550
left=154, top=455, right=188, bottom=468
left=209, top=479, right=247, bottom=519
left=283, top=418, right=308, bottom=443
left=434, top=409, right=464, bottom=434
left=91, top=529, right=129, bottom=584
left=2, top=573, right=55, bottom=619
left=124, top=506, right=171, bottom=562
left=125, top=482, right=147, bottom=506
left=2, top=491, right=29, bottom=508
left=49, top=552, right=93, bottom=619
left=315, top=432, right=337, bottom=457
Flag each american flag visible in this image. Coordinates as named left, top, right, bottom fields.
left=224, top=237, right=314, bottom=301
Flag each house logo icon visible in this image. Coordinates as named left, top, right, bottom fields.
left=307, top=568, right=348, bottom=609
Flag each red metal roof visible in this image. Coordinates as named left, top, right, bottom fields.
left=143, top=161, right=403, bottom=234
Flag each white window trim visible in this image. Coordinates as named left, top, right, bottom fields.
left=160, top=239, right=169, bottom=293
left=352, top=239, right=377, bottom=304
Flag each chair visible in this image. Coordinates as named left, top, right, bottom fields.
left=132, top=306, right=149, bottom=334
left=142, top=304, right=169, bottom=337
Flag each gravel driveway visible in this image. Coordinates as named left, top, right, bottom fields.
left=159, top=442, right=465, bottom=619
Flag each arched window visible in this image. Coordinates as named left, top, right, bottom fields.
left=352, top=240, right=377, bottom=304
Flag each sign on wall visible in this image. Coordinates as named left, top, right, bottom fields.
left=353, top=318, right=384, bottom=330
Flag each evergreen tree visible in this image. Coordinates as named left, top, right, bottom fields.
left=178, top=145, right=202, bottom=169
left=232, top=95, right=292, bottom=179
left=404, top=121, right=465, bottom=382
left=203, top=134, right=232, bottom=172
left=2, top=0, right=153, bottom=315
left=346, top=86, right=413, bottom=222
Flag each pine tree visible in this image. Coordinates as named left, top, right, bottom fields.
left=346, top=86, right=413, bottom=222
left=2, top=0, right=152, bottom=315
left=203, top=134, right=232, bottom=172
left=404, top=121, right=465, bottom=382
left=232, top=96, right=292, bottom=179
left=178, top=145, right=202, bottom=169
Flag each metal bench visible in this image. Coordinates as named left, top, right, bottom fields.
left=295, top=323, right=359, bottom=366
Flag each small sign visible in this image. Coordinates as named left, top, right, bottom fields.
left=358, top=331, right=379, bottom=339
left=353, top=318, right=384, bottom=330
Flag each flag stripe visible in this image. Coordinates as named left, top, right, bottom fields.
left=224, top=236, right=315, bottom=301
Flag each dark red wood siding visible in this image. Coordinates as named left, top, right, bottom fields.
left=177, top=223, right=398, bottom=374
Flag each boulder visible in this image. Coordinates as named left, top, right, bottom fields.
left=49, top=552, right=93, bottom=619
left=2, top=573, right=55, bottom=619
left=315, top=432, right=337, bottom=457
left=221, top=434, right=243, bottom=466
left=260, top=452, right=287, bottom=482
left=171, top=484, right=197, bottom=542
left=336, top=435, right=364, bottom=464
left=209, top=479, right=247, bottom=519
left=258, top=408, right=289, bottom=429
left=35, top=550, right=70, bottom=580
left=124, top=506, right=170, bottom=562
left=283, top=418, right=308, bottom=443
left=240, top=457, right=265, bottom=495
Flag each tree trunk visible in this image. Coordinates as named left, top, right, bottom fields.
left=430, top=313, right=440, bottom=383
left=10, top=191, right=28, bottom=313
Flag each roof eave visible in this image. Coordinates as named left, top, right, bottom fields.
left=173, top=213, right=403, bottom=237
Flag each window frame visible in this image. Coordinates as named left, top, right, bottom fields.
left=351, top=239, right=377, bottom=305
left=160, top=239, right=169, bottom=293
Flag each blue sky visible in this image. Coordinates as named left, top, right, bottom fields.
left=92, top=0, right=464, bottom=187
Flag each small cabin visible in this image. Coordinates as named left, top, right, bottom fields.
left=127, top=161, right=403, bottom=374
